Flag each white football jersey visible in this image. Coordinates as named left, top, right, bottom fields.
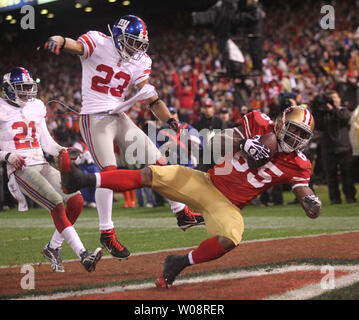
left=78, top=31, right=152, bottom=114
left=0, top=98, right=60, bottom=173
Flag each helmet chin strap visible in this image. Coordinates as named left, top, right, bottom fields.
left=108, top=24, right=131, bottom=61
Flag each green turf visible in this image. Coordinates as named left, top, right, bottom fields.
left=1, top=185, right=358, bottom=267
left=1, top=184, right=359, bottom=300
left=311, top=282, right=359, bottom=300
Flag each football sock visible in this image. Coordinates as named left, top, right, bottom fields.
left=61, top=226, right=85, bottom=258
left=96, top=188, right=115, bottom=231
left=49, top=231, right=64, bottom=250
left=49, top=194, right=84, bottom=249
left=96, top=169, right=143, bottom=192
left=50, top=203, right=72, bottom=233
left=188, top=237, right=229, bottom=264
left=66, top=194, right=84, bottom=224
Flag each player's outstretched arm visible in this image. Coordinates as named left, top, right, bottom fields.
left=44, top=36, right=84, bottom=55
left=137, top=79, right=182, bottom=133
left=293, top=185, right=322, bottom=219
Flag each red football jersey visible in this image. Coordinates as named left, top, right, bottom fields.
left=208, top=111, right=312, bottom=209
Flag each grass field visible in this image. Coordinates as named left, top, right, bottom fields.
left=1, top=184, right=358, bottom=267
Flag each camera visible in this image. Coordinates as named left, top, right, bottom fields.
left=312, top=93, right=335, bottom=114
left=278, top=91, right=297, bottom=112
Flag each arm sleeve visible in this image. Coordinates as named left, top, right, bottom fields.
left=133, top=56, right=152, bottom=85
left=39, top=118, right=64, bottom=157
left=241, top=111, right=273, bottom=138
left=77, top=31, right=98, bottom=60
left=289, top=155, right=312, bottom=189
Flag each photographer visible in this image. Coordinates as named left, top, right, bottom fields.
left=313, top=91, right=357, bottom=204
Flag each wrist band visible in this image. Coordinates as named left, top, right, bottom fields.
left=149, top=98, right=160, bottom=108
left=5, top=153, right=11, bottom=162
left=61, top=37, right=66, bottom=50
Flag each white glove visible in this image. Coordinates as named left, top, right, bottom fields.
left=6, top=153, right=26, bottom=170
left=240, top=135, right=271, bottom=166
left=302, top=194, right=322, bottom=219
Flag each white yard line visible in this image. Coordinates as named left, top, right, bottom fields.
left=1, top=230, right=358, bottom=269
left=14, top=264, right=359, bottom=300
left=264, top=271, right=359, bottom=300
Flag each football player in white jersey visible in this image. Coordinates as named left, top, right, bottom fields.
left=0, top=67, right=102, bottom=273
left=44, top=15, right=204, bottom=260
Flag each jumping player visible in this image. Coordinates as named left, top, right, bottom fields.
left=58, top=106, right=322, bottom=286
left=43, top=15, right=204, bottom=260
left=0, top=67, right=102, bottom=273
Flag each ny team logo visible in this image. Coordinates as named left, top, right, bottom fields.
left=117, top=19, right=130, bottom=31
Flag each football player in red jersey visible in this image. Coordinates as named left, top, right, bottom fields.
left=57, top=106, right=322, bottom=288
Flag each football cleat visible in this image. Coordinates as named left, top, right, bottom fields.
left=100, top=228, right=131, bottom=259
left=176, top=206, right=205, bottom=231
left=41, top=243, right=65, bottom=273
left=80, top=248, right=103, bottom=272
left=156, top=255, right=190, bottom=289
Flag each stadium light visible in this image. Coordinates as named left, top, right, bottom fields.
left=108, top=0, right=117, bottom=3
left=5, top=15, right=12, bottom=20
left=122, top=0, right=130, bottom=6
left=10, top=19, right=16, bottom=24
left=40, top=9, right=48, bottom=15
left=84, top=7, right=93, bottom=12
left=47, top=13, right=54, bottom=18
left=75, top=3, right=82, bottom=8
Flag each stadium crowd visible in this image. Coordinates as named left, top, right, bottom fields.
left=1, top=0, right=359, bottom=209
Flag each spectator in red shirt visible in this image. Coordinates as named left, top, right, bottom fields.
left=172, top=69, right=198, bottom=122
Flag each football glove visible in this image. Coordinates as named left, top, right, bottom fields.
left=240, top=135, right=271, bottom=167
left=6, top=153, right=26, bottom=170
left=44, top=37, right=65, bottom=55
left=302, top=194, right=322, bottom=219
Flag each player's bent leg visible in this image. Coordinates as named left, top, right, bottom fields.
left=156, top=178, right=244, bottom=288
left=15, top=167, right=102, bottom=272
left=156, top=235, right=235, bottom=289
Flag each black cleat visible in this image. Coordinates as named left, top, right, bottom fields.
left=100, top=228, right=131, bottom=259
left=156, top=255, right=190, bottom=288
left=176, top=206, right=205, bottom=231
